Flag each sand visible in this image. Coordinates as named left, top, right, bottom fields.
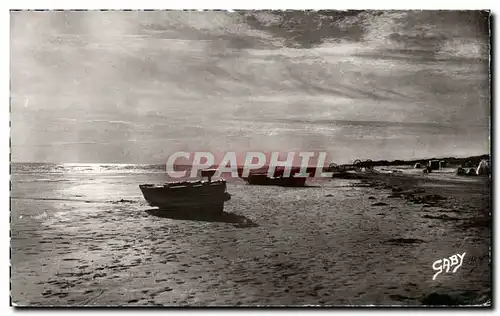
left=10, top=167, right=491, bottom=306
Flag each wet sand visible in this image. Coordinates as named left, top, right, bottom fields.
left=10, top=169, right=491, bottom=306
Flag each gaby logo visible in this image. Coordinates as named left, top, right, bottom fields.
left=432, top=252, right=466, bottom=280
left=165, top=151, right=334, bottom=179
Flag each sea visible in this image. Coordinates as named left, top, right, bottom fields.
left=10, top=163, right=174, bottom=224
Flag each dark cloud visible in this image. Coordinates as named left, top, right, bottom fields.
left=241, top=10, right=369, bottom=48
left=241, top=10, right=490, bottom=58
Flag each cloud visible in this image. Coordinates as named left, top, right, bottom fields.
left=10, top=10, right=490, bottom=163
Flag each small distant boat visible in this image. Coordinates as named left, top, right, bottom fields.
left=238, top=166, right=309, bottom=187
left=244, top=173, right=307, bottom=187
left=139, top=169, right=231, bottom=212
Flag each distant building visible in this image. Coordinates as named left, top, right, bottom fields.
left=456, top=167, right=466, bottom=176
left=428, top=160, right=440, bottom=170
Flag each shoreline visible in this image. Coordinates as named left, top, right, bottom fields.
left=11, top=169, right=491, bottom=306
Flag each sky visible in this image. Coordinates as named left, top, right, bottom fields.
left=10, top=10, right=490, bottom=164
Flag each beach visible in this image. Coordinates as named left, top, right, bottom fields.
left=10, top=164, right=491, bottom=306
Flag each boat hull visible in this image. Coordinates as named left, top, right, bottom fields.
left=139, top=181, right=231, bottom=212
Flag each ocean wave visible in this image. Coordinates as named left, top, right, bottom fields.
left=11, top=163, right=167, bottom=174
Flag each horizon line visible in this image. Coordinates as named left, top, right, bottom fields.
left=10, top=152, right=490, bottom=166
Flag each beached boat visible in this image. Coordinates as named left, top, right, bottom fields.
left=139, top=170, right=231, bottom=212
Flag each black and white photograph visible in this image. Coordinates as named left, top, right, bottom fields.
left=9, top=8, right=492, bottom=307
